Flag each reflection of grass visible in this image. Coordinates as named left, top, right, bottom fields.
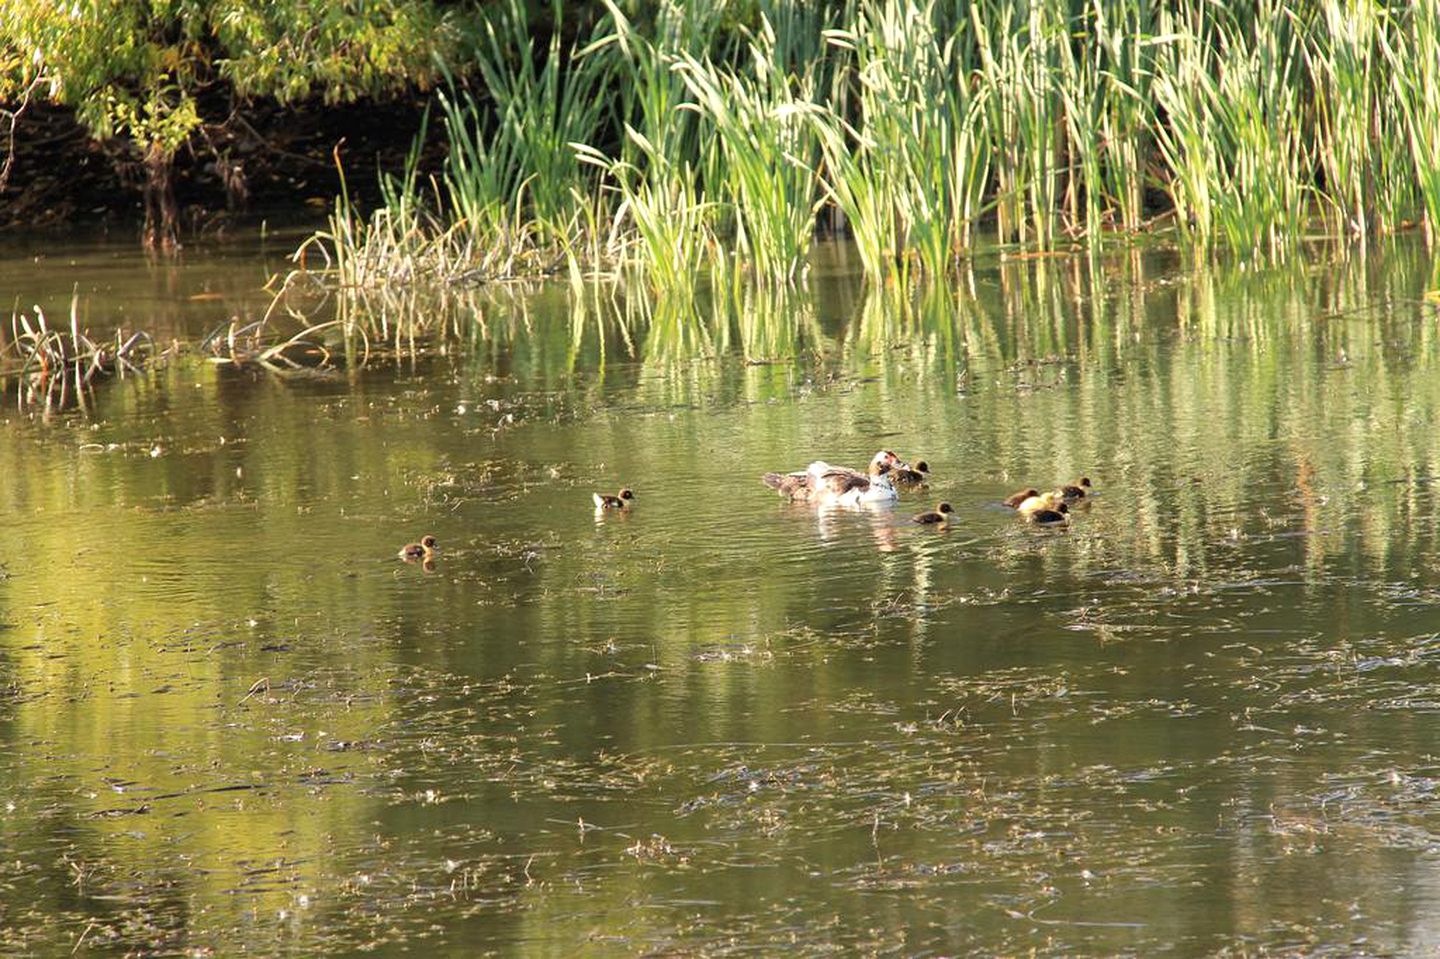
left=10, top=240, right=1440, bottom=951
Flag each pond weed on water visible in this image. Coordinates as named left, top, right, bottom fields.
left=4, top=240, right=1440, bottom=953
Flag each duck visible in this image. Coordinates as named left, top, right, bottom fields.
left=1027, top=502, right=1070, bottom=526
left=398, top=535, right=438, bottom=560
left=814, top=458, right=900, bottom=507
left=893, top=459, right=931, bottom=486
left=764, top=450, right=900, bottom=503
left=593, top=488, right=634, bottom=510
left=1003, top=487, right=1042, bottom=509
left=1057, top=477, right=1093, bottom=501
left=912, top=502, right=954, bottom=526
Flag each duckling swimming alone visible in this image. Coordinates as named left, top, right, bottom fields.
left=912, top=502, right=954, bottom=525
left=593, top=488, right=635, bottom=510
left=399, top=535, right=439, bottom=560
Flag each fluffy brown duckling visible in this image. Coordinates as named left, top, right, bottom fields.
left=1003, top=487, right=1042, bottom=509
left=1027, top=502, right=1070, bottom=526
left=912, top=502, right=954, bottom=526
left=893, top=459, right=931, bottom=486
left=593, top=488, right=635, bottom=510
left=398, top=535, right=438, bottom=560
left=1057, top=477, right=1093, bottom=502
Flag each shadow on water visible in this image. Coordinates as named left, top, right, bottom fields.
left=7, top=238, right=1440, bottom=952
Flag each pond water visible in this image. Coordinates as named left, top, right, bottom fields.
left=5, top=237, right=1440, bottom=954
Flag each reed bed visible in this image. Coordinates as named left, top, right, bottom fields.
left=4, top=293, right=153, bottom=411
left=281, top=0, right=1440, bottom=311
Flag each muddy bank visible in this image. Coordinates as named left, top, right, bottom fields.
left=0, top=96, right=444, bottom=240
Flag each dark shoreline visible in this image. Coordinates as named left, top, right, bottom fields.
left=1, top=96, right=445, bottom=240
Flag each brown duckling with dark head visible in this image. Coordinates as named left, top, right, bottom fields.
left=399, top=535, right=438, bottom=560
left=594, top=488, right=635, bottom=510
left=912, top=502, right=954, bottom=526
left=1027, top=502, right=1069, bottom=526
left=1003, top=487, right=1042, bottom=509
left=893, top=460, right=931, bottom=486
left=1058, top=477, right=1093, bottom=502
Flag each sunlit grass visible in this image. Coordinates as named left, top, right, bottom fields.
left=277, top=0, right=1440, bottom=322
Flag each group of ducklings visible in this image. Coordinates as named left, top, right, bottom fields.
left=907, top=475, right=1092, bottom=528
left=1001, top=477, right=1093, bottom=525
left=397, top=468, right=1092, bottom=561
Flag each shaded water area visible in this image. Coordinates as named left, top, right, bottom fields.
left=6, top=236, right=1440, bottom=954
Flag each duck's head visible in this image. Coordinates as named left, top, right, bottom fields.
left=871, top=450, right=902, bottom=469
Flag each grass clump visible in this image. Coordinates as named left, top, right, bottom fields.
left=281, top=0, right=1440, bottom=319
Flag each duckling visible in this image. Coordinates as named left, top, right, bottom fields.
left=1027, top=502, right=1070, bottom=526
left=398, top=535, right=438, bottom=560
left=1058, top=477, right=1093, bottom=502
left=912, top=502, right=954, bottom=526
left=593, top=488, right=634, bottom=510
left=893, top=459, right=931, bottom=486
left=1003, top=487, right=1042, bottom=509
left=1016, top=490, right=1065, bottom=515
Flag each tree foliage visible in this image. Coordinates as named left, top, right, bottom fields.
left=0, top=0, right=473, bottom=246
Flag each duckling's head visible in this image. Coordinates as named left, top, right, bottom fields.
left=1019, top=488, right=1041, bottom=500
left=420, top=535, right=438, bottom=550
left=1057, top=502, right=1070, bottom=514
left=619, top=488, right=634, bottom=501
left=938, top=502, right=953, bottom=514
left=1078, top=477, right=1092, bottom=489
left=915, top=460, right=930, bottom=474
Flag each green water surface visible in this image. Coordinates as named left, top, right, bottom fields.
left=4, top=239, right=1440, bottom=955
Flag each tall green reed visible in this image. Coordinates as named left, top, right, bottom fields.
left=674, top=17, right=828, bottom=282
left=820, top=0, right=990, bottom=279
left=1384, top=0, right=1440, bottom=244
left=1152, top=0, right=1309, bottom=262
left=445, top=0, right=614, bottom=252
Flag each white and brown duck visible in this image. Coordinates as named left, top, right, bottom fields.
left=763, top=450, right=901, bottom=507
